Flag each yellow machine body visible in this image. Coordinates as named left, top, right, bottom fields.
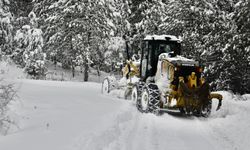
left=103, top=35, right=223, bottom=116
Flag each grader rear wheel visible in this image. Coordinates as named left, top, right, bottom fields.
left=131, top=82, right=144, bottom=105
left=137, top=83, right=161, bottom=113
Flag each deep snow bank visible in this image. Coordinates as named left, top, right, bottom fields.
left=208, top=91, right=250, bottom=150
left=0, top=60, right=24, bottom=135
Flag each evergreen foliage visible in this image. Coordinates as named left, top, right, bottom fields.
left=0, top=0, right=13, bottom=57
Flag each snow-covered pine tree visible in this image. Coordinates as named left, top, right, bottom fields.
left=10, top=0, right=33, bottom=17
left=33, top=0, right=62, bottom=68
left=11, top=0, right=36, bottom=67
left=136, top=0, right=167, bottom=35
left=156, top=0, right=238, bottom=92
left=34, top=0, right=115, bottom=81
left=13, top=24, right=29, bottom=67
left=161, top=0, right=211, bottom=59
left=0, top=0, right=13, bottom=58
left=22, top=12, right=46, bottom=79
left=110, top=0, right=148, bottom=55
left=196, top=0, right=237, bottom=90
left=81, top=1, right=115, bottom=81
left=218, top=0, right=250, bottom=94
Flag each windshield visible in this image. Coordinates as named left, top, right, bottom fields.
left=159, top=44, right=171, bottom=53
left=158, top=42, right=181, bottom=55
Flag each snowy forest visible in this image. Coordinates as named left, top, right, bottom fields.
left=0, top=0, right=249, bottom=94
left=1, top=1, right=250, bottom=149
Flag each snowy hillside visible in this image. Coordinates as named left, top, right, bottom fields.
left=0, top=79, right=249, bottom=150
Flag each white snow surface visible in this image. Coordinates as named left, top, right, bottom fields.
left=144, top=35, right=181, bottom=42
left=0, top=60, right=25, bottom=79
left=159, top=53, right=195, bottom=63
left=0, top=79, right=250, bottom=150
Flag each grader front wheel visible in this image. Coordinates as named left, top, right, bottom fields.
left=131, top=86, right=139, bottom=104
left=102, top=78, right=110, bottom=94
left=102, top=76, right=117, bottom=94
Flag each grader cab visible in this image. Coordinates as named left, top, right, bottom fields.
left=102, top=35, right=223, bottom=117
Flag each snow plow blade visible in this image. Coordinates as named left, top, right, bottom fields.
left=210, top=93, right=223, bottom=111
left=164, top=81, right=223, bottom=116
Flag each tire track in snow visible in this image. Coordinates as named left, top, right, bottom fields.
left=73, top=102, right=160, bottom=150
left=125, top=113, right=227, bottom=150
left=101, top=104, right=161, bottom=150
left=72, top=103, right=136, bottom=150
left=73, top=102, right=233, bottom=150
left=124, top=112, right=160, bottom=150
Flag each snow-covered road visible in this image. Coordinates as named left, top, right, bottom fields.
left=0, top=80, right=249, bottom=150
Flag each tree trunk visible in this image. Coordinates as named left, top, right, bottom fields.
left=71, top=59, right=75, bottom=78
left=97, top=64, right=100, bottom=77
left=53, top=56, right=57, bottom=70
left=84, top=62, right=89, bottom=82
left=83, top=31, right=91, bottom=82
left=97, top=64, right=101, bottom=82
left=72, top=65, right=75, bottom=78
left=70, top=34, right=75, bottom=78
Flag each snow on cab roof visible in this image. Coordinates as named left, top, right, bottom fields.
left=159, top=53, right=199, bottom=66
left=144, top=35, right=181, bottom=42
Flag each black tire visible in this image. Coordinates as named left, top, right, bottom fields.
left=138, top=83, right=161, bottom=113
left=198, top=82, right=212, bottom=117
left=124, top=83, right=134, bottom=100
left=131, top=82, right=144, bottom=106
left=201, top=100, right=212, bottom=117
left=124, top=88, right=132, bottom=100
left=102, top=76, right=117, bottom=94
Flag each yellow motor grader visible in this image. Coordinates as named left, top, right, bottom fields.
left=102, top=35, right=223, bottom=117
